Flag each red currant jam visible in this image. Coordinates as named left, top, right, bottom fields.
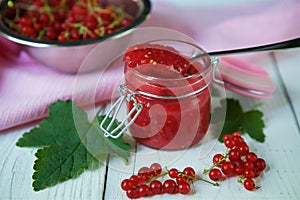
left=123, top=41, right=212, bottom=150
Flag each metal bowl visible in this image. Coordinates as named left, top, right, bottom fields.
left=0, top=0, right=151, bottom=73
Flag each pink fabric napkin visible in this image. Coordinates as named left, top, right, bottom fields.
left=1, top=0, right=300, bottom=132
left=0, top=42, right=124, bottom=131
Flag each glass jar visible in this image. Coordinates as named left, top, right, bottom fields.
left=122, top=40, right=213, bottom=150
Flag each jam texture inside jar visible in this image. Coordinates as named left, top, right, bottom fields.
left=123, top=40, right=212, bottom=150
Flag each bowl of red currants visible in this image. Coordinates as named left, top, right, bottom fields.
left=0, top=0, right=151, bottom=73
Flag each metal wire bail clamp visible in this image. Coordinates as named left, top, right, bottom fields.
left=99, top=84, right=143, bottom=139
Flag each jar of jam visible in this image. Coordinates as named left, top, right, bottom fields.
left=119, top=40, right=214, bottom=150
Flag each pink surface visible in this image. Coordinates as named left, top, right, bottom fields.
left=1, top=0, right=299, bottom=131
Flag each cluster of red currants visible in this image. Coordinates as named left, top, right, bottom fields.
left=120, top=132, right=266, bottom=198
left=205, top=132, right=266, bottom=191
left=121, top=163, right=218, bottom=199
left=1, top=0, right=133, bottom=41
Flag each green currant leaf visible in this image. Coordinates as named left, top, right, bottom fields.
left=82, top=115, right=131, bottom=164
left=32, top=141, right=96, bottom=191
left=16, top=100, right=131, bottom=191
left=213, top=98, right=266, bottom=142
left=241, top=110, right=265, bottom=142
left=16, top=100, right=87, bottom=147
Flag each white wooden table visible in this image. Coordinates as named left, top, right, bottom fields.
left=1, top=0, right=300, bottom=199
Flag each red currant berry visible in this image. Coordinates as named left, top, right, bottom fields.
left=33, top=23, right=43, bottom=30
left=224, top=139, right=236, bottom=149
left=19, top=17, right=32, bottom=26
left=233, top=160, right=245, bottom=175
left=255, top=158, right=266, bottom=171
left=209, top=168, right=222, bottom=181
left=129, top=175, right=140, bottom=186
left=213, top=154, right=224, bottom=166
left=177, top=182, right=191, bottom=194
left=137, top=174, right=147, bottom=183
left=176, top=176, right=187, bottom=184
left=163, top=179, right=178, bottom=194
left=168, top=168, right=179, bottom=178
left=149, top=180, right=163, bottom=195
left=39, top=13, right=50, bottom=23
left=244, top=178, right=256, bottom=191
left=121, top=179, right=134, bottom=191
left=138, top=167, right=151, bottom=181
left=244, top=161, right=255, bottom=170
left=246, top=152, right=258, bottom=163
left=222, top=134, right=232, bottom=142
left=21, top=26, right=35, bottom=37
left=253, top=169, right=261, bottom=178
left=126, top=188, right=140, bottom=199
left=150, top=163, right=162, bottom=175
left=232, top=131, right=241, bottom=137
left=182, top=167, right=196, bottom=178
left=237, top=142, right=249, bottom=156
left=232, top=135, right=244, bottom=145
left=58, top=34, right=68, bottom=42
left=221, top=161, right=235, bottom=176
left=70, top=29, right=80, bottom=40
left=233, top=159, right=244, bottom=168
left=235, top=166, right=245, bottom=175
left=121, top=18, right=131, bottom=26
left=138, top=184, right=152, bottom=197
left=229, top=149, right=241, bottom=161
left=244, top=169, right=255, bottom=179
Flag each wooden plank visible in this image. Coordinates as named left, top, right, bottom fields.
left=273, top=49, right=300, bottom=129
left=0, top=126, right=107, bottom=200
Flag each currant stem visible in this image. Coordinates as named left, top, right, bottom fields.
left=194, top=175, right=219, bottom=187
left=145, top=171, right=168, bottom=184
left=237, top=175, right=245, bottom=184
left=165, top=167, right=219, bottom=187
left=203, top=148, right=231, bottom=174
